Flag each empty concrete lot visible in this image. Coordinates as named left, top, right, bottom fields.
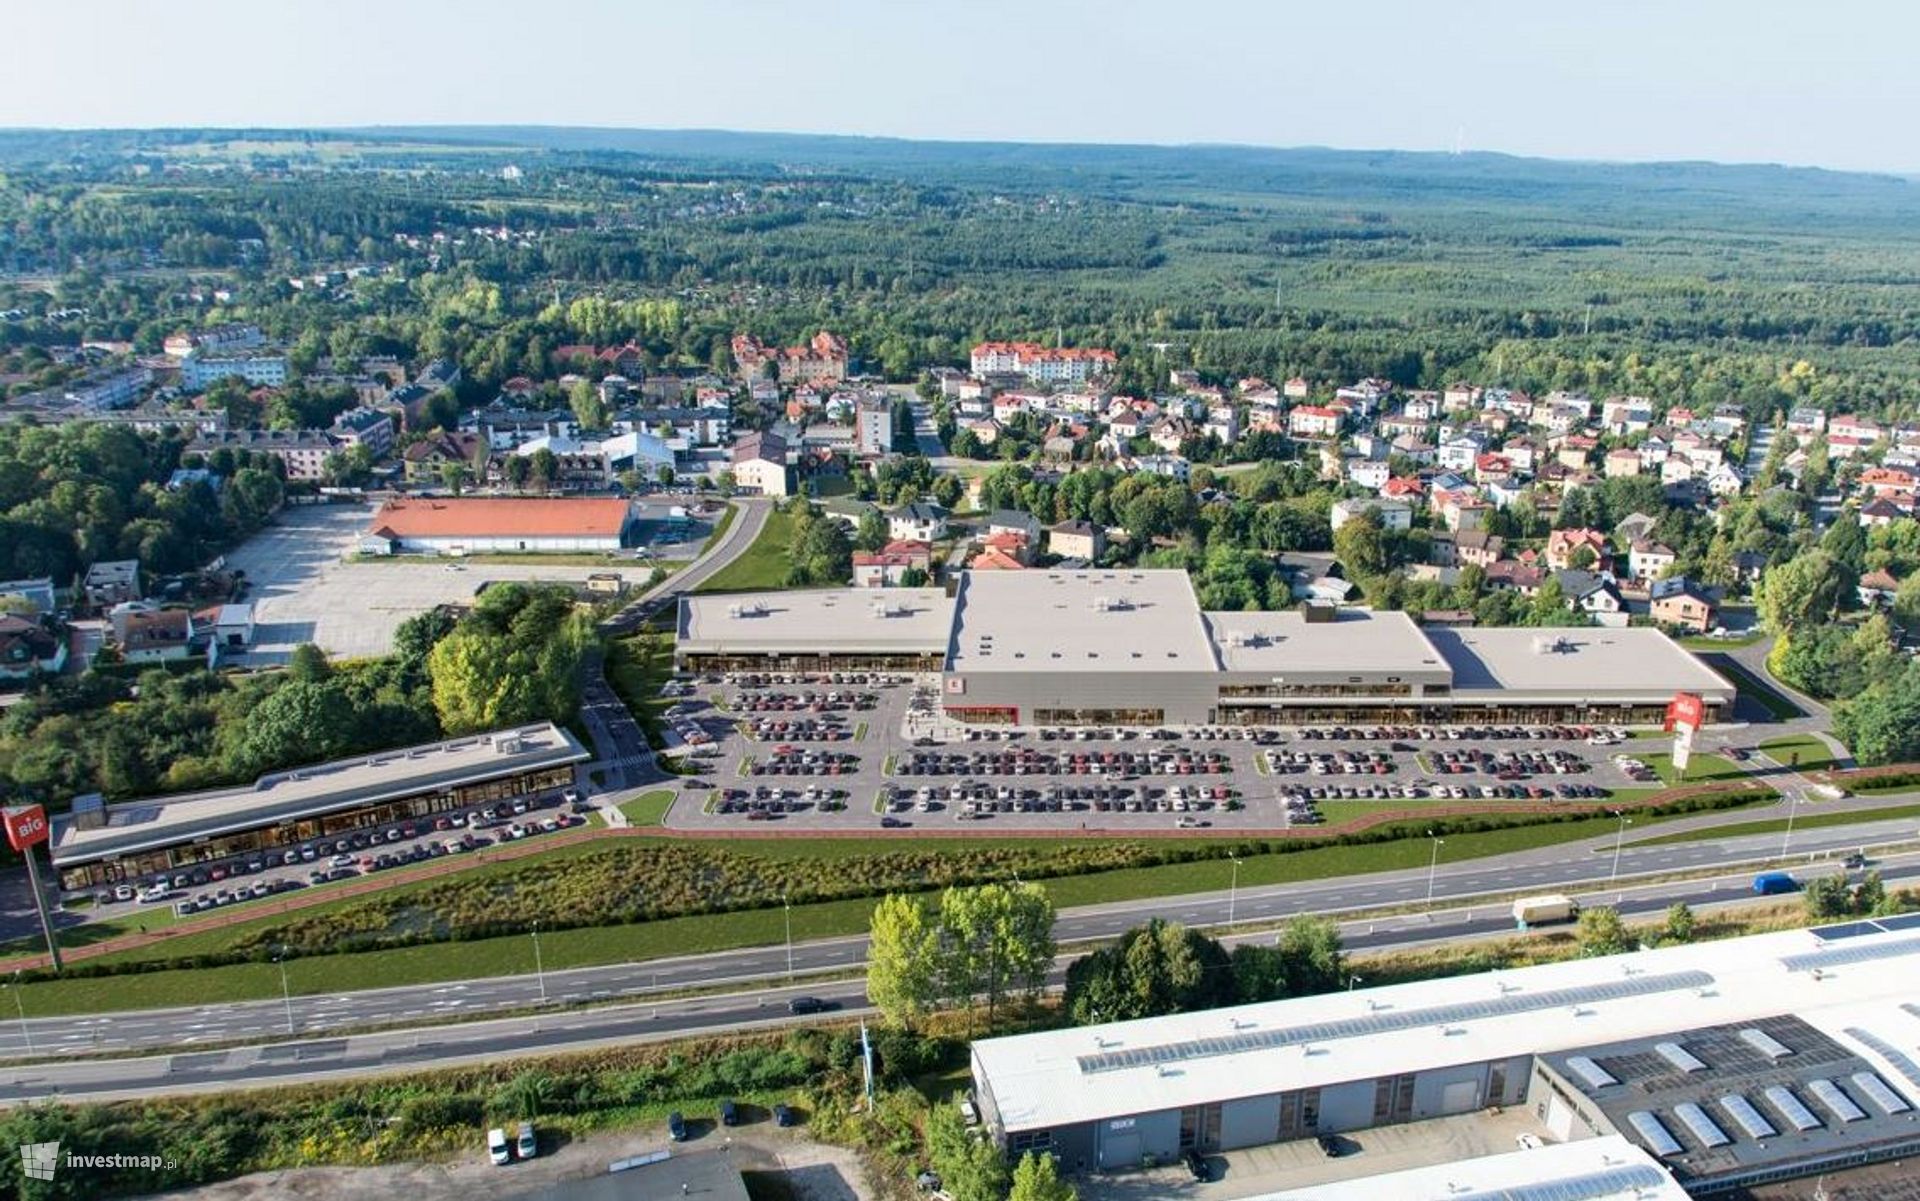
left=226, top=504, right=671, bottom=662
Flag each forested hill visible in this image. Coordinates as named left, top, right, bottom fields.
left=3, top=126, right=1917, bottom=229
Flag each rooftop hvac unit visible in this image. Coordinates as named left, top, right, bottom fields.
left=1531, top=635, right=1568, bottom=655
left=496, top=735, right=523, bottom=754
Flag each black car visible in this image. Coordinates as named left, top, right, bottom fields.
left=720, top=1099, right=739, bottom=1127
left=1183, top=1149, right=1209, bottom=1182
left=1845, top=852, right=1869, bottom=869
left=1317, top=1135, right=1345, bottom=1158
left=788, top=996, right=827, bottom=1015
left=667, top=1111, right=687, bottom=1141
left=772, top=1103, right=796, bottom=1127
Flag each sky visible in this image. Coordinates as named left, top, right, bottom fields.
left=4, top=0, right=1917, bottom=174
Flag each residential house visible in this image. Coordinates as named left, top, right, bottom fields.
left=1203, top=405, right=1238, bottom=444
left=1857, top=497, right=1906, bottom=528
left=1049, top=520, right=1105, bottom=561
left=1288, top=405, right=1341, bottom=440
left=854, top=396, right=894, bottom=456
left=1615, top=512, right=1660, bottom=546
left=986, top=510, right=1043, bottom=544
left=1555, top=435, right=1598, bottom=469
left=1604, top=447, right=1643, bottom=478
left=1628, top=539, right=1678, bottom=582
left=969, top=546, right=1027, bottom=571
left=888, top=503, right=949, bottom=543
left=81, top=560, right=140, bottom=609
left=1785, top=407, right=1828, bottom=438
left=852, top=540, right=932, bottom=588
left=1473, top=453, right=1514, bottom=487
left=1650, top=585, right=1717, bottom=634
left=1282, top=377, right=1311, bottom=400
left=1442, top=495, right=1490, bottom=533
left=0, top=614, right=66, bottom=680
left=1828, top=434, right=1872, bottom=460
left=1437, top=433, right=1487, bottom=473
left=1442, top=383, right=1482, bottom=413
left=1150, top=416, right=1193, bottom=453
left=1403, top=391, right=1440, bottom=422
left=402, top=431, right=490, bottom=486
left=1558, top=570, right=1625, bottom=622
left=1860, top=467, right=1917, bottom=501
left=975, top=531, right=1032, bottom=567
left=1705, top=463, right=1745, bottom=498
left=734, top=331, right=850, bottom=383
left=1830, top=414, right=1883, bottom=444
left=1858, top=568, right=1901, bottom=608
left=113, top=606, right=193, bottom=663
left=1347, top=459, right=1392, bottom=491
left=1130, top=454, right=1192, bottom=481
left=1546, top=528, right=1611, bottom=572
left=730, top=431, right=791, bottom=497
left=1389, top=434, right=1435, bottom=465
left=0, top=577, right=58, bottom=614
left=329, top=407, right=395, bottom=460
left=1600, top=396, right=1655, bottom=436
left=1452, top=530, right=1505, bottom=569
left=1329, top=497, right=1412, bottom=533
left=1638, top=436, right=1672, bottom=472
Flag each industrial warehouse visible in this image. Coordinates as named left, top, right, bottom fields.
left=356, top=496, right=639, bottom=555
left=676, top=569, right=1735, bottom=726
left=970, top=921, right=1920, bottom=1195
left=49, top=723, right=589, bottom=891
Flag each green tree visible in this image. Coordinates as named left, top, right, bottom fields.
left=938, top=882, right=1055, bottom=1028
left=1276, top=915, right=1346, bottom=994
left=1063, top=919, right=1232, bottom=1025
left=1662, top=902, right=1697, bottom=945
left=1577, top=906, right=1631, bottom=956
left=1756, top=549, right=1850, bottom=633
left=569, top=379, right=609, bottom=432
left=426, top=584, right=588, bottom=733
left=1332, top=509, right=1387, bottom=580
left=286, top=642, right=332, bottom=683
left=925, top=1103, right=1009, bottom=1201
left=1833, top=663, right=1920, bottom=765
left=503, top=454, right=532, bottom=491
left=438, top=461, right=469, bottom=496
left=1009, top=1150, right=1077, bottom=1201
left=868, top=894, right=940, bottom=1029
left=854, top=507, right=889, bottom=553
left=1803, top=875, right=1853, bottom=920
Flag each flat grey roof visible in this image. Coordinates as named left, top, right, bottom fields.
left=677, top=589, right=952, bottom=655
left=50, top=723, right=588, bottom=866
left=1206, top=608, right=1450, bottom=677
left=945, top=570, right=1216, bottom=673
left=1426, top=627, right=1735, bottom=699
left=1544, top=1013, right=1920, bottom=1189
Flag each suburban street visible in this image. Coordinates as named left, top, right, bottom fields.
left=0, top=804, right=1913, bottom=1099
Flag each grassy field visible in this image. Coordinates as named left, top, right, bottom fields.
left=1759, top=734, right=1838, bottom=769
left=694, top=505, right=797, bottom=592
left=603, top=633, right=676, bottom=748
left=618, top=790, right=678, bottom=826
left=697, top=502, right=738, bottom=557
left=1625, top=801, right=1920, bottom=848
left=14, top=818, right=1636, bottom=1018
left=1710, top=658, right=1803, bottom=721
left=1645, top=751, right=1748, bottom=786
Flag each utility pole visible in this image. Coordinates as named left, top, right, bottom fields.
left=1780, top=794, right=1801, bottom=859
left=1228, top=854, right=1241, bottom=930
left=1425, top=832, right=1446, bottom=916
left=273, top=950, right=294, bottom=1036
left=1609, top=811, right=1632, bottom=898
left=783, top=896, right=794, bottom=984
left=6, top=973, right=32, bottom=1055
left=531, top=920, right=548, bottom=1004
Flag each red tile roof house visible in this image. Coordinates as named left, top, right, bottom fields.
left=357, top=497, right=634, bottom=556
left=852, top=540, right=932, bottom=587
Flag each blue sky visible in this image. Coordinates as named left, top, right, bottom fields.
left=4, top=0, right=1916, bottom=173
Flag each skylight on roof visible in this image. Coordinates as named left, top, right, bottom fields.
left=1762, top=1085, right=1820, bottom=1131
left=1739, top=1028, right=1792, bottom=1060
left=1718, top=1094, right=1775, bottom=1140
left=1850, top=1071, right=1912, bottom=1116
left=1626, top=1110, right=1682, bottom=1157
left=1653, top=1041, right=1706, bottom=1073
left=1806, top=1078, right=1866, bottom=1123
left=1565, top=1055, right=1619, bottom=1089
left=1672, top=1102, right=1730, bottom=1149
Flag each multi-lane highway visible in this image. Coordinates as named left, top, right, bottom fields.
left=2, top=806, right=1914, bottom=1102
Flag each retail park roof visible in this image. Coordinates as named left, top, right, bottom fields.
left=50, top=723, right=588, bottom=866
left=945, top=569, right=1217, bottom=673
left=1425, top=627, right=1735, bottom=700
left=1248, top=1135, right=1686, bottom=1201
left=366, top=497, right=632, bottom=540
left=1205, top=608, right=1450, bottom=677
left=972, top=923, right=1920, bottom=1136
left=677, top=589, right=952, bottom=655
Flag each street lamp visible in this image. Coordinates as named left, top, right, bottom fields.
left=783, top=896, right=794, bottom=985
left=1609, top=811, right=1633, bottom=897
left=1227, top=855, right=1242, bottom=930
left=1425, top=832, right=1446, bottom=915
left=531, top=920, right=548, bottom=1004
left=1347, top=974, right=1364, bottom=993
left=1780, top=794, right=1801, bottom=859
left=272, top=949, right=294, bottom=1036
left=5, top=972, right=32, bottom=1055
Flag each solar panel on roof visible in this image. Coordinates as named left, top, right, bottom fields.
left=1072, top=969, right=1716, bottom=1075
left=1763, top=1085, right=1821, bottom=1131
left=1739, top=1028, right=1793, bottom=1060
left=1626, top=1110, right=1683, bottom=1157
left=1673, top=1102, right=1731, bottom=1149
left=1718, top=1093, right=1776, bottom=1140
left=1809, top=920, right=1882, bottom=941
left=1565, top=1055, right=1619, bottom=1089
left=1850, top=1072, right=1913, bottom=1116
left=1779, top=933, right=1920, bottom=973
left=1653, top=1041, right=1706, bottom=1073
left=1494, top=1164, right=1671, bottom=1201
left=1807, top=1078, right=1867, bottom=1122
left=1877, top=912, right=1920, bottom=932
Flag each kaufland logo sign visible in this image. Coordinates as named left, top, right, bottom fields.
left=3, top=805, right=48, bottom=853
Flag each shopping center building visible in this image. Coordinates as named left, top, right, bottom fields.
left=676, top=569, right=1735, bottom=727
left=49, top=723, right=589, bottom=890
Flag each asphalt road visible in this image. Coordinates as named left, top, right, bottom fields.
left=3, top=807, right=1915, bottom=1099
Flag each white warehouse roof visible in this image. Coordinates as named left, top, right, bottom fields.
left=971, top=921, right=1920, bottom=1135
left=1248, top=1134, right=1684, bottom=1201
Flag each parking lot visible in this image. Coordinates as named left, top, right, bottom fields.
left=657, top=673, right=1652, bottom=834
left=81, top=790, right=590, bottom=923
left=225, top=502, right=705, bottom=661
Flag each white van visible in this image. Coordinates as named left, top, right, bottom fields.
left=487, top=1127, right=511, bottom=1166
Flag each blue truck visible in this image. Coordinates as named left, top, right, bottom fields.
left=1752, top=871, right=1798, bottom=895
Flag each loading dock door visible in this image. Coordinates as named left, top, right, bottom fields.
left=1441, top=1080, right=1481, bottom=1114
left=1545, top=1093, right=1576, bottom=1141
left=1099, top=1129, right=1141, bottom=1170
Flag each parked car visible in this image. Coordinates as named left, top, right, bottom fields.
left=772, top=1103, right=796, bottom=1127
left=720, top=1099, right=739, bottom=1127
left=487, top=1127, right=511, bottom=1166
left=516, top=1121, right=537, bottom=1160
left=1184, top=1149, right=1210, bottom=1182
left=667, top=1111, right=687, bottom=1141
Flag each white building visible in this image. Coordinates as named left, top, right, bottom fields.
left=179, top=350, right=289, bottom=391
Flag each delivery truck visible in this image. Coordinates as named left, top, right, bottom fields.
left=1512, top=894, right=1580, bottom=929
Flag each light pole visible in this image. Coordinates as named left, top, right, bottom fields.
left=1609, top=811, right=1633, bottom=897
left=531, top=920, right=548, bottom=1004
left=1347, top=974, right=1363, bottom=993
left=1228, top=855, right=1241, bottom=930
left=272, top=949, right=294, bottom=1036
left=6, top=972, right=31, bottom=1055
left=1425, top=832, right=1446, bottom=915
left=783, top=897, right=794, bottom=985
left=1780, top=794, right=1801, bottom=859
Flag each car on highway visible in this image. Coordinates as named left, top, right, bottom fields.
left=787, top=996, right=829, bottom=1015
left=1845, top=852, right=1869, bottom=869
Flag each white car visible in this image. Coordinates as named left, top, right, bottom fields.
left=487, top=1127, right=511, bottom=1166
left=137, top=884, right=170, bottom=904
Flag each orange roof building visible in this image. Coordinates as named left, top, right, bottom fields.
left=359, top=497, right=635, bottom=555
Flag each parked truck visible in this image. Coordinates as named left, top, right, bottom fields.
left=1512, top=894, right=1580, bottom=929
